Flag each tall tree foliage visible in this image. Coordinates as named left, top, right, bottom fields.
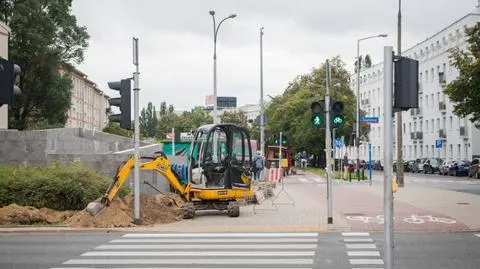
left=139, top=102, right=158, bottom=138
left=265, top=56, right=369, bottom=164
left=1, top=0, right=89, bottom=129
left=354, top=54, right=372, bottom=73
left=445, top=22, right=480, bottom=127
left=219, top=110, right=248, bottom=128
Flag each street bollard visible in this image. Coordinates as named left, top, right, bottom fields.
left=349, top=170, right=352, bottom=182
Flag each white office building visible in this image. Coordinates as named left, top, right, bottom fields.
left=348, top=8, right=480, bottom=163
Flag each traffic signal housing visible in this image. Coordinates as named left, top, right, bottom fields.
left=108, top=78, right=131, bottom=129
left=331, top=101, right=345, bottom=127
left=0, top=58, right=21, bottom=106
left=311, top=101, right=324, bottom=128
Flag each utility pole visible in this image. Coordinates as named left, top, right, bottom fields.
left=132, top=37, right=141, bottom=224
left=260, top=27, right=265, bottom=156
left=383, top=46, right=394, bottom=269
left=396, top=0, right=405, bottom=187
left=325, top=59, right=333, bottom=224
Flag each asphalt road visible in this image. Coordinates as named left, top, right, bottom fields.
left=1, top=232, right=479, bottom=269
left=370, top=170, right=480, bottom=195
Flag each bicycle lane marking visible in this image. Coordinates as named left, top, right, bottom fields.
left=333, top=186, right=470, bottom=232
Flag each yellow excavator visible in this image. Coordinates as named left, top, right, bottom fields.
left=86, top=124, right=255, bottom=218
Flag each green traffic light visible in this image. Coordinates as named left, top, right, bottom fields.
left=311, top=114, right=323, bottom=128
left=332, top=115, right=344, bottom=126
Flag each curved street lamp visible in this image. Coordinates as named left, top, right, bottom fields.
left=209, top=11, right=237, bottom=124
left=355, top=33, right=388, bottom=181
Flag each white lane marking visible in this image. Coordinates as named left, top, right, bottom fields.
left=81, top=251, right=315, bottom=257
left=345, top=244, right=377, bottom=249
left=110, top=238, right=318, bottom=243
left=342, top=232, right=370, bottom=237
left=475, top=234, right=480, bottom=238
left=343, top=238, right=374, bottom=243
left=298, top=177, right=310, bottom=183
left=347, top=251, right=380, bottom=256
left=122, top=233, right=318, bottom=238
left=96, top=244, right=317, bottom=250
left=349, top=259, right=384, bottom=265
left=311, top=177, right=323, bottom=183
left=50, top=267, right=312, bottom=269
left=63, top=258, right=314, bottom=265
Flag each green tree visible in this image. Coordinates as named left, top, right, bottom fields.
left=178, top=106, right=213, bottom=132
left=219, top=110, right=248, bottom=128
left=444, top=23, right=480, bottom=126
left=354, top=55, right=363, bottom=73
left=103, top=122, right=132, bottom=137
left=160, top=101, right=167, bottom=116
left=364, top=54, right=372, bottom=68
left=139, top=102, right=158, bottom=138
left=266, top=56, right=369, bottom=166
left=1, top=0, right=89, bottom=130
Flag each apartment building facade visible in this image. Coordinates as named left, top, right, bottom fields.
left=62, top=67, right=110, bottom=131
left=348, top=10, right=480, bottom=163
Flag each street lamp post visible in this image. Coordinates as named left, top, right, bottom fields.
left=356, top=34, right=387, bottom=180
left=260, top=27, right=265, bottom=156
left=209, top=11, right=237, bottom=124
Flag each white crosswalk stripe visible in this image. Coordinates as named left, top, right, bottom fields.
left=53, top=232, right=319, bottom=269
left=342, top=232, right=384, bottom=268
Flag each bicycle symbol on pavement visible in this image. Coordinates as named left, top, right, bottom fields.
left=346, top=214, right=456, bottom=225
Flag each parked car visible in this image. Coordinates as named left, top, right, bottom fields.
left=439, top=160, right=455, bottom=175
left=373, top=160, right=383, bottom=170
left=394, top=160, right=412, bottom=172
left=411, top=158, right=427, bottom=173
left=404, top=160, right=416, bottom=172
left=468, top=158, right=480, bottom=178
left=449, top=161, right=471, bottom=176
left=423, top=158, right=442, bottom=174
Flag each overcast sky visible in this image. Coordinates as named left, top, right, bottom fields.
left=71, top=0, right=477, bottom=111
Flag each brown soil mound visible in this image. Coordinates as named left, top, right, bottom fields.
left=0, top=193, right=184, bottom=228
left=67, top=193, right=184, bottom=228
left=0, top=204, right=76, bottom=225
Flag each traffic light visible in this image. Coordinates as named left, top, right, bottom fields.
left=273, top=135, right=286, bottom=145
left=0, top=58, right=21, bottom=106
left=108, top=78, right=131, bottom=129
left=331, top=101, right=345, bottom=127
left=310, top=101, right=324, bottom=128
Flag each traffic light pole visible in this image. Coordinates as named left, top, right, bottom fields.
left=133, top=37, right=141, bottom=225
left=325, top=59, right=333, bottom=224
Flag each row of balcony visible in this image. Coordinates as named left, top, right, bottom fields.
left=409, top=126, right=468, bottom=141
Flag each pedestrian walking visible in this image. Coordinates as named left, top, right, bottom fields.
left=253, top=151, right=264, bottom=181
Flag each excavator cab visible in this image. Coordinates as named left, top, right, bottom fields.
left=188, top=124, right=253, bottom=190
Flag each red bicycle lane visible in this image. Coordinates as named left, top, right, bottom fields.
left=332, top=185, right=470, bottom=232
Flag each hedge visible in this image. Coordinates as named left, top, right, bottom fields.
left=0, top=162, right=110, bottom=211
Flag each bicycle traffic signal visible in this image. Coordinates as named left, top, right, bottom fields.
left=331, top=101, right=345, bottom=127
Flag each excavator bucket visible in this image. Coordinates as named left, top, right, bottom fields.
left=86, top=201, right=106, bottom=216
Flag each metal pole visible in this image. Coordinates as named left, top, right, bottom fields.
left=325, top=59, right=333, bottom=224
left=333, top=128, right=336, bottom=179
left=356, top=40, right=361, bottom=182
left=213, top=38, right=218, bottom=124
left=278, top=132, right=282, bottom=159
left=260, top=27, right=265, bottom=156
left=132, top=37, right=141, bottom=225
left=172, top=127, right=175, bottom=156
left=369, top=143, right=372, bottom=184
left=396, top=0, right=404, bottom=187
left=383, top=45, right=394, bottom=269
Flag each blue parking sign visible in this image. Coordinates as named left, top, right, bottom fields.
left=435, top=140, right=443, bottom=148
left=335, top=138, right=343, bottom=148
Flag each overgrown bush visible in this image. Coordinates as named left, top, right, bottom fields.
left=0, top=162, right=110, bottom=210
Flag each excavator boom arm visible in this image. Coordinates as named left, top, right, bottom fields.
left=102, top=154, right=187, bottom=206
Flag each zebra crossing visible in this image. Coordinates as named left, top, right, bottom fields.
left=342, top=232, right=384, bottom=269
left=52, top=232, right=319, bottom=269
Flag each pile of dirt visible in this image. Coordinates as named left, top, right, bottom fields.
left=0, top=204, right=76, bottom=225
left=249, top=181, right=276, bottom=204
left=0, top=193, right=185, bottom=228
left=67, top=193, right=184, bottom=228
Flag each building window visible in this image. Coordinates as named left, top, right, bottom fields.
left=426, top=95, right=429, bottom=107
left=414, top=122, right=417, bottom=132
left=426, top=121, right=429, bottom=132
left=425, top=70, right=429, bottom=83
left=409, top=123, right=412, bottom=133
left=450, top=144, right=453, bottom=158
left=431, top=119, right=434, bottom=133
left=431, top=145, right=434, bottom=157
left=430, top=68, right=434, bottom=82
left=465, top=143, right=469, bottom=159
left=458, top=144, right=461, bottom=158
left=403, top=123, right=406, bottom=134
left=449, top=60, right=453, bottom=74
left=449, top=116, right=453, bottom=129
left=431, top=94, right=434, bottom=108
left=419, top=121, right=422, bottom=132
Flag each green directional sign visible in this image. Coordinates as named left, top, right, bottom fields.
left=312, top=114, right=323, bottom=128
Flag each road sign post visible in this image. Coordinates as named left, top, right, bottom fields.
left=325, top=59, right=333, bottom=224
